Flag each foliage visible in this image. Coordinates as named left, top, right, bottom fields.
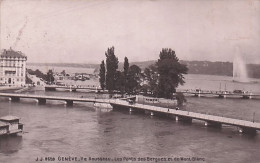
left=25, top=74, right=33, bottom=84
left=141, top=48, right=188, bottom=99
left=99, top=60, right=106, bottom=90
left=126, top=65, right=141, bottom=94
left=27, top=69, right=47, bottom=80
left=123, top=57, right=129, bottom=77
left=157, top=48, right=188, bottom=98
left=115, top=71, right=125, bottom=93
left=61, top=70, right=66, bottom=76
left=143, top=64, right=159, bottom=96
left=120, top=57, right=130, bottom=93
left=105, top=46, right=119, bottom=93
left=27, top=68, right=54, bottom=84
left=175, top=92, right=186, bottom=106
left=46, top=70, right=55, bottom=84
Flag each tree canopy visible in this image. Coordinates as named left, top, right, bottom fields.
left=98, top=47, right=187, bottom=99
left=157, top=48, right=188, bottom=98
left=105, top=46, right=118, bottom=93
left=123, top=57, right=129, bottom=77
left=46, top=70, right=55, bottom=84
left=126, top=65, right=141, bottom=94
left=99, top=60, right=106, bottom=90
left=143, top=64, right=159, bottom=96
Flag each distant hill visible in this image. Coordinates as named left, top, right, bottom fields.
left=118, top=60, right=156, bottom=70
left=247, top=64, right=260, bottom=78
left=27, top=62, right=99, bottom=69
left=28, top=60, right=260, bottom=78
left=180, top=60, right=233, bottom=76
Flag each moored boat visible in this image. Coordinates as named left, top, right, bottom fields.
left=0, top=115, right=23, bottom=136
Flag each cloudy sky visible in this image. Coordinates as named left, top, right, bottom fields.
left=0, top=0, right=259, bottom=64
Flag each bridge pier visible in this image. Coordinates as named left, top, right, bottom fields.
left=218, top=95, right=223, bottom=98
left=45, top=87, right=56, bottom=91
left=204, top=121, right=222, bottom=128
left=249, top=93, right=253, bottom=99
left=144, top=110, right=155, bottom=116
left=194, top=90, right=201, bottom=97
left=37, top=98, right=46, bottom=105
left=175, top=116, right=192, bottom=123
left=218, top=93, right=226, bottom=98
left=238, top=127, right=257, bottom=135
left=242, top=95, right=250, bottom=99
left=66, top=100, right=73, bottom=106
left=69, top=88, right=76, bottom=92
left=194, top=93, right=201, bottom=97
left=10, top=97, right=20, bottom=102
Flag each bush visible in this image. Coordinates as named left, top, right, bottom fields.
left=175, top=92, right=186, bottom=106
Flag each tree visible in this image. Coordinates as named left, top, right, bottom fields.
left=126, top=65, right=141, bottom=94
left=123, top=57, right=129, bottom=77
left=143, top=64, right=159, bottom=96
left=105, top=46, right=119, bottom=93
left=123, top=57, right=129, bottom=93
left=99, top=60, right=106, bottom=90
left=46, top=69, right=55, bottom=84
left=61, top=70, right=66, bottom=76
left=175, top=92, right=186, bottom=106
left=157, top=48, right=188, bottom=98
left=27, top=69, right=47, bottom=81
left=115, top=71, right=125, bottom=93
left=26, top=74, right=33, bottom=84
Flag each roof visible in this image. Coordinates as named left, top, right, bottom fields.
left=0, top=115, right=20, bottom=121
left=0, top=49, right=27, bottom=59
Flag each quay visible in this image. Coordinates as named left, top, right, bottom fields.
left=0, top=93, right=259, bottom=134
left=179, top=90, right=260, bottom=99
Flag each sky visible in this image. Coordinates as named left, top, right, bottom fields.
left=0, top=0, right=260, bottom=64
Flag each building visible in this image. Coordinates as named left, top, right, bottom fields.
left=0, top=49, right=27, bottom=86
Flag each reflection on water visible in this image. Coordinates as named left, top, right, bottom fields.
left=0, top=135, right=23, bottom=154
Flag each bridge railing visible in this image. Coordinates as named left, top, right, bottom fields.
left=186, top=110, right=259, bottom=123
left=112, top=99, right=260, bottom=126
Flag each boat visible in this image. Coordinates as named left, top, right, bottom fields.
left=0, top=115, right=23, bottom=136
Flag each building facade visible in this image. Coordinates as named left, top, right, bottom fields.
left=0, top=49, right=27, bottom=86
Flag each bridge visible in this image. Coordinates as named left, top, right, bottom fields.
left=45, top=85, right=101, bottom=92
left=111, top=100, right=260, bottom=134
left=179, top=90, right=260, bottom=99
left=0, top=93, right=259, bottom=134
left=0, top=93, right=109, bottom=106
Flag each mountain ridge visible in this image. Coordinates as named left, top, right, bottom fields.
left=27, top=60, right=260, bottom=78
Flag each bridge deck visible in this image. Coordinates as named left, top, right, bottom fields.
left=0, top=93, right=109, bottom=103
left=180, top=91, right=260, bottom=98
left=0, top=93, right=259, bottom=131
left=45, top=85, right=99, bottom=90
left=111, top=100, right=260, bottom=130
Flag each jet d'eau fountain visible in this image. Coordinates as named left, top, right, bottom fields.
left=233, top=47, right=249, bottom=83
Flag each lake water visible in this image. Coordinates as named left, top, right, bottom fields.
left=0, top=74, right=260, bottom=163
